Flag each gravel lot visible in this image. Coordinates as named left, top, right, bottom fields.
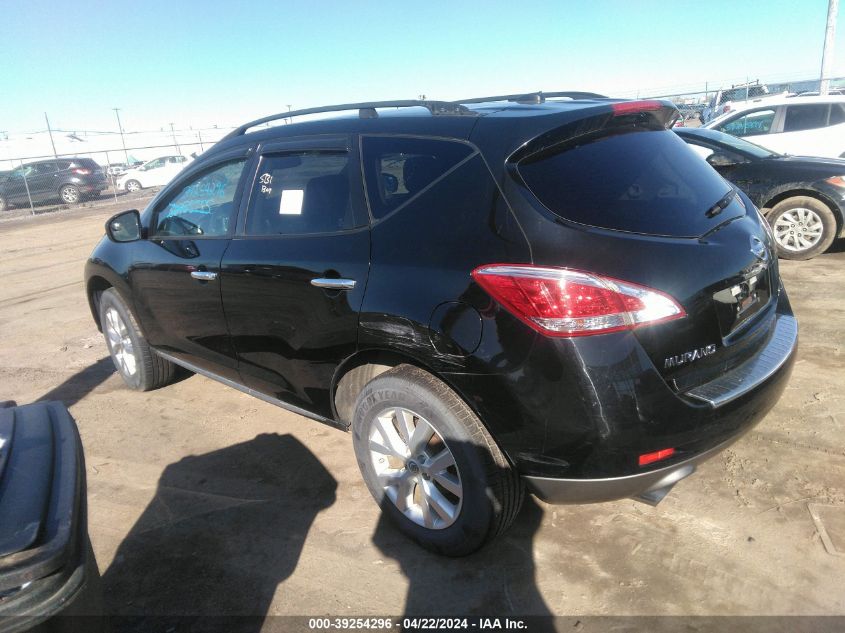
left=1, top=198, right=844, bottom=624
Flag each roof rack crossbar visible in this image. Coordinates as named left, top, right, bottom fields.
left=453, top=90, right=608, bottom=105
left=223, top=100, right=473, bottom=140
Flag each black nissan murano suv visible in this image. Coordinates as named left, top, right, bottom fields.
left=84, top=93, right=797, bottom=555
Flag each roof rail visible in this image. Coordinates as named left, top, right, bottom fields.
left=454, top=90, right=608, bottom=105
left=222, top=100, right=474, bottom=140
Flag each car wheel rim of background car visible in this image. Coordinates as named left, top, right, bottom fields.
left=61, top=187, right=79, bottom=203
left=773, top=207, right=824, bottom=252
left=369, top=406, right=463, bottom=530
left=127, top=181, right=140, bottom=192
left=105, top=307, right=137, bottom=377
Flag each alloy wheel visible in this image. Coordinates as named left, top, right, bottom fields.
left=104, top=307, right=137, bottom=378
left=126, top=180, right=141, bottom=193
left=368, top=407, right=463, bottom=529
left=773, top=207, right=824, bottom=252
left=61, top=186, right=79, bottom=204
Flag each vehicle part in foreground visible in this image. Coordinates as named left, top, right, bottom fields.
left=0, top=401, right=103, bottom=632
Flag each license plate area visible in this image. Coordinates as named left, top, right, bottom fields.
left=713, top=264, right=772, bottom=336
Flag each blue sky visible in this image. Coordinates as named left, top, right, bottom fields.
left=1, top=0, right=843, bottom=134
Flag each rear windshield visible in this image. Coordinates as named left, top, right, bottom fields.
left=518, top=129, right=736, bottom=237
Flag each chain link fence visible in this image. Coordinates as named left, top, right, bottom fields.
left=0, top=141, right=211, bottom=217
left=641, top=75, right=845, bottom=126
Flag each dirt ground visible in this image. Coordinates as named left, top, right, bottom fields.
left=1, top=197, right=844, bottom=623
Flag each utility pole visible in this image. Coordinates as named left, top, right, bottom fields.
left=286, top=105, right=292, bottom=124
left=112, top=108, right=129, bottom=164
left=169, top=123, right=181, bottom=155
left=820, top=0, right=839, bottom=95
left=44, top=112, right=58, bottom=161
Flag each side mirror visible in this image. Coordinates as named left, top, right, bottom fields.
left=106, top=209, right=142, bottom=242
left=706, top=151, right=742, bottom=167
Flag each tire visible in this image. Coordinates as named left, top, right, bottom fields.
left=125, top=180, right=141, bottom=193
left=59, top=184, right=80, bottom=204
left=352, top=364, right=524, bottom=556
left=98, top=288, right=177, bottom=391
left=768, top=196, right=837, bottom=260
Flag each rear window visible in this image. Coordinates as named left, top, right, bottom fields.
left=518, top=129, right=736, bottom=237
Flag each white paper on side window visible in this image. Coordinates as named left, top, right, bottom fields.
left=279, top=189, right=304, bottom=215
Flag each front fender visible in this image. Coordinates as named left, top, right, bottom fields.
left=84, top=236, right=138, bottom=332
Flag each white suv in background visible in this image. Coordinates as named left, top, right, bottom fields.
left=704, top=95, right=845, bottom=158
left=117, top=155, right=192, bottom=192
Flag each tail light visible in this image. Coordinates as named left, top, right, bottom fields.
left=471, top=264, right=685, bottom=337
left=71, top=168, right=92, bottom=175
left=612, top=100, right=665, bottom=116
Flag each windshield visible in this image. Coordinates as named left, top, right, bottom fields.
left=697, top=129, right=780, bottom=158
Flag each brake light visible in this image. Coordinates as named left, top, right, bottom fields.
left=471, top=264, right=685, bottom=337
left=71, top=168, right=92, bottom=175
left=612, top=100, right=665, bottom=116
left=638, top=448, right=675, bottom=466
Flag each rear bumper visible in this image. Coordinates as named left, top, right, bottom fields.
left=521, top=312, right=797, bottom=504
left=524, top=433, right=740, bottom=505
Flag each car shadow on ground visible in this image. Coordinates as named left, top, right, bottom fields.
left=100, top=432, right=551, bottom=631
left=372, top=489, right=553, bottom=622
left=36, top=356, right=115, bottom=408
left=101, top=433, right=337, bottom=633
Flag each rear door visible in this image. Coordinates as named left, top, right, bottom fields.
left=775, top=103, right=842, bottom=158
left=220, top=136, right=370, bottom=419
left=129, top=149, right=252, bottom=380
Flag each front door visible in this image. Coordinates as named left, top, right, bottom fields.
left=129, top=152, right=252, bottom=380
left=220, top=137, right=370, bottom=418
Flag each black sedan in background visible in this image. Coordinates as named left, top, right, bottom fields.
left=676, top=127, right=845, bottom=260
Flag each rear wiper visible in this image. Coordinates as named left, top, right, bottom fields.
left=705, top=191, right=735, bottom=218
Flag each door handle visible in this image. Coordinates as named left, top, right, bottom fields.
left=190, top=270, right=218, bottom=281
left=310, top=278, right=356, bottom=290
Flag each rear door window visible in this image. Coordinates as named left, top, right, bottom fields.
left=245, top=152, right=358, bottom=235
left=34, top=162, right=59, bottom=175
left=719, top=109, right=776, bottom=137
left=361, top=137, right=474, bottom=219
left=518, top=129, right=738, bottom=238
left=784, top=104, right=830, bottom=132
